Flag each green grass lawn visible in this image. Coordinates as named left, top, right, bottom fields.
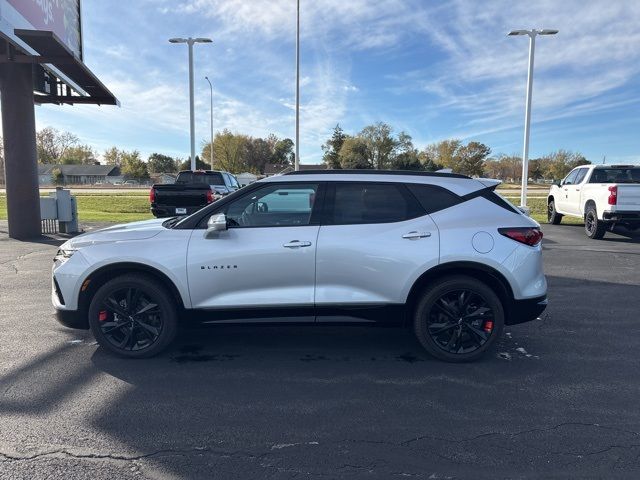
left=0, top=194, right=153, bottom=223
left=0, top=192, right=583, bottom=226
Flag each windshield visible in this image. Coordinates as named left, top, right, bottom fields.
left=589, top=168, right=640, bottom=184
left=176, top=172, right=225, bottom=185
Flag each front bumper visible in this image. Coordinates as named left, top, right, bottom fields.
left=55, top=308, right=89, bottom=330
left=506, top=295, right=547, bottom=325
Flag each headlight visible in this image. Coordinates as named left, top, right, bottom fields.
left=54, top=248, right=76, bottom=264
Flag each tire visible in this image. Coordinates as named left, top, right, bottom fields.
left=547, top=199, right=562, bottom=225
left=584, top=205, right=607, bottom=240
left=413, top=275, right=505, bottom=363
left=88, top=274, right=178, bottom=358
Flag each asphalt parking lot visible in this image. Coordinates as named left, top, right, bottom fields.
left=0, top=220, right=639, bottom=479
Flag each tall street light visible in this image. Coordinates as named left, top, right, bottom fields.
left=204, top=76, right=214, bottom=170
left=294, top=0, right=300, bottom=171
left=169, top=37, right=212, bottom=171
left=508, top=28, right=558, bottom=208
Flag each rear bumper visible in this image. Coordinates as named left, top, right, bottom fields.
left=151, top=205, right=204, bottom=218
left=55, top=308, right=89, bottom=330
left=506, top=295, right=547, bottom=325
left=603, top=211, right=640, bottom=223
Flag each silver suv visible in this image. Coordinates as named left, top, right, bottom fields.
left=52, top=170, right=547, bottom=362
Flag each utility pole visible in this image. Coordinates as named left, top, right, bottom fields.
left=205, top=76, right=214, bottom=170
left=169, top=37, right=212, bottom=171
left=295, top=0, right=300, bottom=171
left=508, top=28, right=558, bottom=208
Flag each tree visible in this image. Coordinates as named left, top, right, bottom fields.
left=544, top=150, right=590, bottom=180
left=60, top=144, right=97, bottom=165
left=212, top=130, right=249, bottom=173
left=390, top=132, right=422, bottom=170
left=456, top=141, right=490, bottom=177
left=51, top=167, right=64, bottom=185
left=271, top=138, right=295, bottom=166
left=36, top=127, right=79, bottom=163
left=338, top=137, right=372, bottom=169
left=321, top=124, right=346, bottom=169
left=147, top=153, right=177, bottom=173
left=418, top=150, right=444, bottom=172
left=421, top=139, right=462, bottom=171
left=103, top=147, right=124, bottom=166
left=121, top=150, right=149, bottom=180
left=244, top=137, right=272, bottom=174
left=178, top=156, right=209, bottom=171
left=359, top=122, right=397, bottom=169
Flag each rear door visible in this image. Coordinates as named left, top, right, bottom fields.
left=314, top=181, right=440, bottom=314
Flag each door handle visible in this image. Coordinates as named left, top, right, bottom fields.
left=402, top=231, right=431, bottom=240
left=283, top=240, right=312, bottom=248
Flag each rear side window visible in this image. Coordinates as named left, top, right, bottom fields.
left=589, top=168, right=640, bottom=184
left=573, top=168, right=588, bottom=184
left=328, top=182, right=423, bottom=225
left=405, top=184, right=461, bottom=214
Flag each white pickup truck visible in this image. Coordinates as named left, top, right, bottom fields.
left=547, top=164, right=640, bottom=239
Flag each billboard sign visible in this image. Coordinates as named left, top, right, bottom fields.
left=0, top=0, right=82, bottom=59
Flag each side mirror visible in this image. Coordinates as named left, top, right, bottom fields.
left=256, top=202, right=268, bottom=213
left=554, top=180, right=562, bottom=187
left=204, top=213, right=227, bottom=238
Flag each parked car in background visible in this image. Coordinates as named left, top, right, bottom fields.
left=124, top=180, right=139, bottom=186
left=53, top=170, right=546, bottom=362
left=547, top=165, right=640, bottom=239
left=149, top=170, right=239, bottom=218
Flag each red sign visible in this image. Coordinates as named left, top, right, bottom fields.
left=6, top=0, right=81, bottom=58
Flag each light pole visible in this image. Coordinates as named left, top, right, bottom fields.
left=508, top=28, right=558, bottom=208
left=204, top=76, right=214, bottom=170
left=169, top=37, right=212, bottom=171
left=294, top=0, right=300, bottom=171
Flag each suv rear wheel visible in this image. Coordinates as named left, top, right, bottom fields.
left=88, top=274, right=178, bottom=358
left=413, top=275, right=505, bottom=362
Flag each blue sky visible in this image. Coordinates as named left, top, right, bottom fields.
left=32, top=0, right=640, bottom=165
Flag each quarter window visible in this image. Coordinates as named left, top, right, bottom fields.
left=406, top=184, right=461, bottom=214
left=222, top=183, right=318, bottom=228
left=328, top=182, right=423, bottom=225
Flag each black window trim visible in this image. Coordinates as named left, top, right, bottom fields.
left=405, top=182, right=463, bottom=215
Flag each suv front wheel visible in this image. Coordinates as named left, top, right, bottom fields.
left=88, top=274, right=178, bottom=358
left=413, top=276, right=505, bottom=362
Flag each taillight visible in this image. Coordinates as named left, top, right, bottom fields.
left=498, top=227, right=543, bottom=247
left=149, top=188, right=155, bottom=203
left=206, top=189, right=213, bottom=203
left=608, top=185, right=617, bottom=205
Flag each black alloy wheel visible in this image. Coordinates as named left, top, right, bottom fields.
left=98, top=287, right=163, bottom=351
left=88, top=274, right=178, bottom=358
left=585, top=205, right=606, bottom=239
left=414, top=275, right=504, bottom=362
left=427, top=289, right=493, bottom=355
left=547, top=200, right=562, bottom=224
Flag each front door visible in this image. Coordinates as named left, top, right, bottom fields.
left=187, top=182, right=321, bottom=315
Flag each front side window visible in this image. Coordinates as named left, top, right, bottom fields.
left=563, top=170, right=579, bottom=185
left=222, top=183, right=318, bottom=227
left=328, top=182, right=423, bottom=225
left=573, top=168, right=588, bottom=184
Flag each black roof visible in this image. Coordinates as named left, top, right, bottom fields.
left=284, top=169, right=470, bottom=179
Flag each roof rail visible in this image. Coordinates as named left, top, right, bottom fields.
left=283, top=169, right=470, bottom=179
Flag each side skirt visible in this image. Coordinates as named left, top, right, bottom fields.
left=181, top=304, right=407, bottom=326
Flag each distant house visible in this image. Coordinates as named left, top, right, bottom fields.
left=151, top=173, right=177, bottom=184
left=38, top=164, right=122, bottom=185
left=263, top=163, right=329, bottom=176
left=236, top=172, right=258, bottom=186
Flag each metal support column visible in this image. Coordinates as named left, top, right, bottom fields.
left=0, top=59, right=41, bottom=239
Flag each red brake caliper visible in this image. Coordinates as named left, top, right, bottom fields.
left=483, top=320, right=494, bottom=333
left=98, top=310, right=108, bottom=322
